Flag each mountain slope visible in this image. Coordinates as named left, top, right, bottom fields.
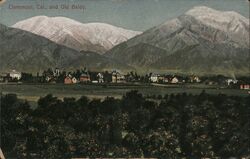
left=12, top=16, right=141, bottom=54
left=106, top=6, right=250, bottom=75
left=0, top=24, right=130, bottom=73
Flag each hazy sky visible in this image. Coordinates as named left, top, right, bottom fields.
left=0, top=0, right=249, bottom=31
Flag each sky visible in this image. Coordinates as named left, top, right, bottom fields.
left=0, top=0, right=249, bottom=31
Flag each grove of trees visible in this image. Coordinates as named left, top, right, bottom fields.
left=0, top=91, right=249, bottom=158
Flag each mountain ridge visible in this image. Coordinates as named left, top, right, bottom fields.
left=0, top=23, right=131, bottom=73
left=106, top=6, right=250, bottom=76
left=1, top=6, right=249, bottom=76
left=12, top=16, right=142, bottom=54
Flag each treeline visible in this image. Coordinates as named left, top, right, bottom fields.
left=1, top=91, right=249, bottom=158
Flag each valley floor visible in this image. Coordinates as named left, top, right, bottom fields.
left=0, top=83, right=248, bottom=105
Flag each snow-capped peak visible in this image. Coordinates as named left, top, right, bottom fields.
left=12, top=16, right=142, bottom=54
left=186, top=6, right=249, bottom=32
left=183, top=6, right=249, bottom=48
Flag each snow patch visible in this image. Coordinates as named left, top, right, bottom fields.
left=12, top=16, right=142, bottom=54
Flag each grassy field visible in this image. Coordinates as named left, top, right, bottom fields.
left=1, top=83, right=249, bottom=104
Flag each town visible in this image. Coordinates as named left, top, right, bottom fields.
left=0, top=68, right=249, bottom=90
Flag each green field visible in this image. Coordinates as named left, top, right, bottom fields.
left=1, top=83, right=249, bottom=103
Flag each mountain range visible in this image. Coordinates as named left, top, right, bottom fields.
left=1, top=6, right=249, bottom=75
left=12, top=16, right=141, bottom=54
left=106, top=6, right=250, bottom=75
left=0, top=24, right=130, bottom=73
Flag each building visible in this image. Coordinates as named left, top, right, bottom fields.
left=226, top=79, right=238, bottom=86
left=164, top=75, right=174, bottom=83
left=80, top=73, right=90, bottom=83
left=171, top=77, right=179, bottom=84
left=97, top=73, right=104, bottom=83
left=92, top=80, right=98, bottom=84
left=112, top=71, right=126, bottom=83
left=0, top=73, right=7, bottom=82
left=0, top=73, right=10, bottom=83
left=64, top=76, right=73, bottom=84
left=9, top=70, right=22, bottom=80
left=163, top=76, right=169, bottom=83
left=190, top=75, right=201, bottom=83
left=150, top=74, right=159, bottom=83
left=72, top=77, right=78, bottom=84
left=194, top=76, right=201, bottom=83
left=158, top=75, right=165, bottom=83
left=45, top=75, right=53, bottom=83
left=53, top=68, right=60, bottom=77
left=240, top=84, right=250, bottom=90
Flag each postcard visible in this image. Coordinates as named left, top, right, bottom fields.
left=0, top=0, right=249, bottom=158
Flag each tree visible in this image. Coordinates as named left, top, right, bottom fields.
left=121, top=90, right=145, bottom=112
left=1, top=94, right=31, bottom=156
left=128, top=108, right=150, bottom=133
left=100, top=97, right=120, bottom=115
left=142, top=131, right=182, bottom=158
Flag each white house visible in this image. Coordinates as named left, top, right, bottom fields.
left=97, top=73, right=104, bottom=83
left=150, top=74, right=159, bottom=83
left=171, top=77, right=179, bottom=84
left=9, top=70, right=22, bottom=80
left=72, top=77, right=78, bottom=84
left=226, top=79, right=238, bottom=86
